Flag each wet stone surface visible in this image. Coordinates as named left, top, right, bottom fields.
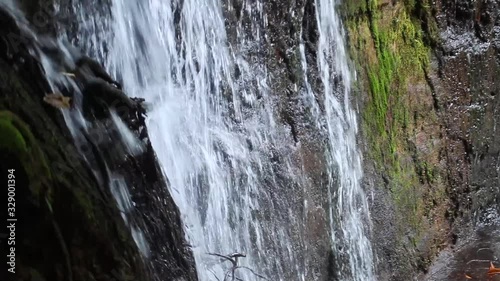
left=425, top=209, right=500, bottom=281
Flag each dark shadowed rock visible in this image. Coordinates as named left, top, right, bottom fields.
left=76, top=56, right=122, bottom=89
left=0, top=4, right=197, bottom=281
left=81, top=79, right=134, bottom=121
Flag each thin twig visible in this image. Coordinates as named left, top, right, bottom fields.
left=209, top=269, right=221, bottom=281
left=466, top=259, right=494, bottom=265
left=208, top=252, right=237, bottom=266
left=237, top=266, right=269, bottom=280
left=207, top=252, right=266, bottom=281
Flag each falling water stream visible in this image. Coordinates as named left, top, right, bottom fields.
left=70, top=0, right=375, bottom=280
left=315, top=0, right=375, bottom=279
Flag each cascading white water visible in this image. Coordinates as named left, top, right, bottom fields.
left=0, top=0, right=153, bottom=266
left=72, top=0, right=375, bottom=280
left=314, top=0, right=375, bottom=280
left=94, top=1, right=307, bottom=280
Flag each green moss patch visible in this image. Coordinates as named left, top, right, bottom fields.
left=0, top=118, right=28, bottom=154
left=0, top=110, right=52, bottom=202
left=343, top=0, right=449, bottom=266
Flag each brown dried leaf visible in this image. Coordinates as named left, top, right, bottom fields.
left=43, top=93, right=72, bottom=109
left=488, top=262, right=500, bottom=276
left=465, top=273, right=473, bottom=279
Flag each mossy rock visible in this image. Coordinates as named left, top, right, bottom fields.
left=0, top=117, right=28, bottom=154
left=0, top=110, right=52, bottom=202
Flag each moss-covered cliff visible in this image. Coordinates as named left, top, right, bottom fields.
left=341, top=0, right=500, bottom=279
left=0, top=4, right=197, bottom=281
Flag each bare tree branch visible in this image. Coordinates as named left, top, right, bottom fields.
left=223, top=268, right=232, bottom=281
left=207, top=252, right=268, bottom=281
left=236, top=266, right=269, bottom=280
left=207, top=252, right=238, bottom=267
left=209, top=269, right=221, bottom=281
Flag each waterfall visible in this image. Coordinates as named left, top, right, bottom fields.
left=70, top=0, right=375, bottom=280
left=314, top=0, right=375, bottom=280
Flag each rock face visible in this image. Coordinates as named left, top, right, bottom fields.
left=341, top=0, right=500, bottom=280
left=424, top=0, right=500, bottom=279
left=195, top=0, right=500, bottom=279
left=432, top=0, right=500, bottom=223
left=0, top=3, right=197, bottom=281
left=221, top=1, right=334, bottom=280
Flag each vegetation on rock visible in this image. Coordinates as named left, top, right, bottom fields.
left=342, top=0, right=451, bottom=276
left=343, top=0, right=500, bottom=279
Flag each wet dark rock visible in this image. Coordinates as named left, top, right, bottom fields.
left=425, top=209, right=500, bottom=281
left=76, top=56, right=122, bottom=89
left=80, top=79, right=134, bottom=121
left=431, top=0, right=500, bottom=222
left=342, top=0, right=499, bottom=279
left=0, top=4, right=197, bottom=281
